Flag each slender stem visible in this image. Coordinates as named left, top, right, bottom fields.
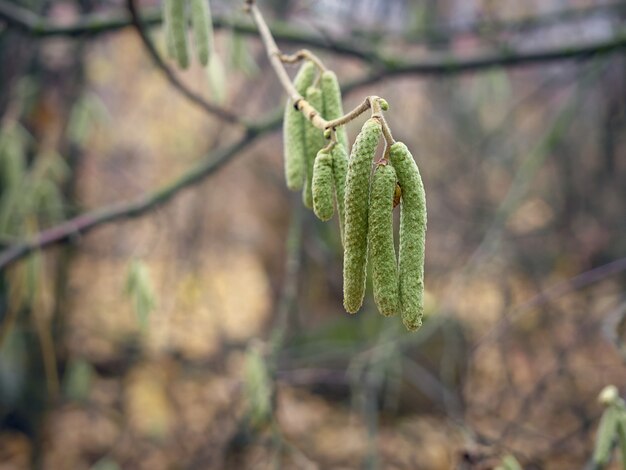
left=247, top=1, right=330, bottom=131
left=4, top=0, right=626, bottom=73
left=247, top=0, right=299, bottom=102
left=378, top=116, right=396, bottom=147
left=278, top=49, right=327, bottom=72
left=247, top=0, right=395, bottom=138
left=326, top=98, right=372, bottom=129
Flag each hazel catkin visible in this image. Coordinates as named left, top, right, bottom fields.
left=167, top=0, right=190, bottom=69
left=331, top=141, right=349, bottom=242
left=320, top=70, right=348, bottom=150
left=302, top=86, right=326, bottom=209
left=190, top=0, right=213, bottom=66
left=343, top=118, right=382, bottom=313
left=368, top=163, right=399, bottom=317
left=312, top=148, right=334, bottom=221
left=283, top=62, right=316, bottom=191
left=389, top=142, right=427, bottom=331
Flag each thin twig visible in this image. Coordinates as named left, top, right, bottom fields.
left=126, top=0, right=245, bottom=126
left=325, top=98, right=372, bottom=129
left=3, top=0, right=626, bottom=75
left=277, top=49, right=326, bottom=72
left=2, top=0, right=625, bottom=59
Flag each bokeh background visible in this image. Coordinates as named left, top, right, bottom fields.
left=1, top=0, right=626, bottom=468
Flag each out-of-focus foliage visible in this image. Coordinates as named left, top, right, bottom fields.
left=125, top=260, right=157, bottom=332
left=593, top=385, right=626, bottom=469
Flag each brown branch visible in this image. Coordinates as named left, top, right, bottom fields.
left=125, top=0, right=244, bottom=127
left=378, top=33, right=626, bottom=76
left=2, top=0, right=625, bottom=57
left=3, top=0, right=626, bottom=77
left=0, top=0, right=377, bottom=61
left=246, top=0, right=393, bottom=136
left=0, top=133, right=257, bottom=271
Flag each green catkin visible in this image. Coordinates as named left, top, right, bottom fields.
left=302, top=86, right=326, bottom=209
left=162, top=0, right=177, bottom=59
left=331, top=141, right=349, bottom=242
left=389, top=141, right=427, bottom=331
left=343, top=118, right=382, bottom=313
left=190, top=0, right=213, bottom=66
left=167, top=0, right=190, bottom=69
left=368, top=163, right=399, bottom=317
left=312, top=148, right=334, bottom=221
left=320, top=70, right=348, bottom=150
left=283, top=61, right=316, bottom=191
left=593, top=407, right=619, bottom=465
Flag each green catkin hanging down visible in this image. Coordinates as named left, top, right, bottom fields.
left=593, top=407, right=619, bottom=465
left=320, top=70, right=348, bottom=150
left=162, top=0, right=177, bottom=59
left=368, top=163, right=399, bottom=317
left=167, top=0, right=190, bottom=69
left=331, top=141, right=349, bottom=241
left=190, top=0, right=213, bottom=66
left=283, top=61, right=317, bottom=191
left=389, top=142, right=427, bottom=331
left=312, top=148, right=334, bottom=221
left=343, top=118, right=382, bottom=313
left=302, top=86, right=326, bottom=209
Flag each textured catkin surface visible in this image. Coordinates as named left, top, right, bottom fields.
left=190, top=0, right=213, bottom=66
left=283, top=62, right=316, bottom=190
left=343, top=118, right=382, bottom=313
left=368, top=163, right=399, bottom=317
left=312, top=149, right=334, bottom=221
left=320, top=71, right=348, bottom=150
left=162, top=0, right=176, bottom=59
left=167, top=0, right=189, bottom=69
left=389, top=142, right=427, bottom=331
left=303, top=87, right=326, bottom=209
left=332, top=142, right=349, bottom=242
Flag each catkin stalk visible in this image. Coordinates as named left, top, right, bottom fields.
left=389, top=142, right=427, bottom=331
left=167, top=0, right=190, bottom=69
left=312, top=148, right=334, bottom=221
left=343, top=118, right=382, bottom=313
left=302, top=86, right=326, bottom=209
left=320, top=70, right=348, bottom=150
left=283, top=62, right=317, bottom=191
left=368, top=163, right=399, bottom=317
left=190, top=0, right=213, bottom=66
left=331, top=141, right=349, bottom=243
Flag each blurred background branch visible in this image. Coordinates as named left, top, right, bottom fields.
left=1, top=0, right=626, bottom=69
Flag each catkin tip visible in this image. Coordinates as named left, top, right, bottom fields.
left=403, top=316, right=422, bottom=331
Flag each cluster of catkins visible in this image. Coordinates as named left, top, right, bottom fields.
left=162, top=0, right=214, bottom=68
left=283, top=61, right=427, bottom=331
